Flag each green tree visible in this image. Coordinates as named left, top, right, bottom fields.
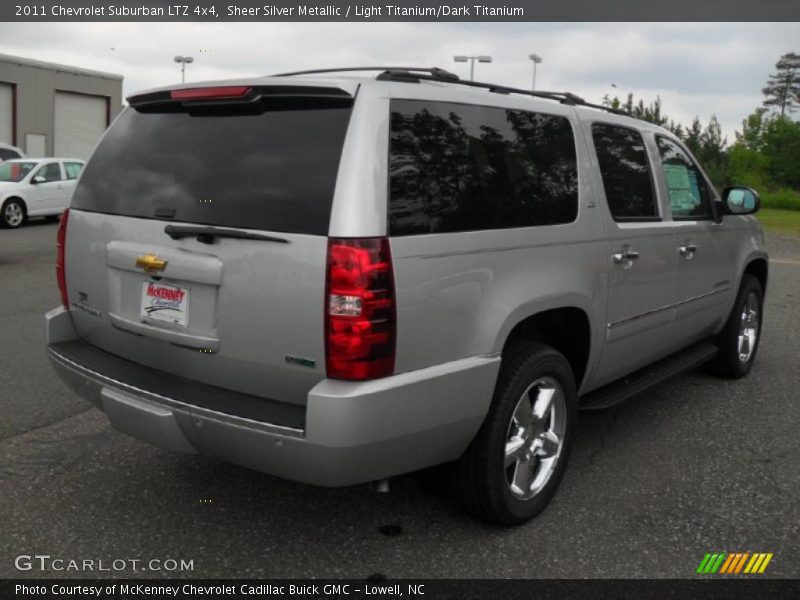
left=630, top=94, right=669, bottom=127
left=683, top=117, right=703, bottom=155
left=762, top=52, right=800, bottom=116
left=727, top=144, right=769, bottom=190
left=735, top=108, right=769, bottom=151
left=761, top=116, right=800, bottom=189
left=698, top=115, right=729, bottom=187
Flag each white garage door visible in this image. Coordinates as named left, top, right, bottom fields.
left=0, top=84, right=13, bottom=145
left=54, top=92, right=107, bottom=159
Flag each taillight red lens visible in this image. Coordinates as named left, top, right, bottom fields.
left=170, top=86, right=251, bottom=100
left=56, top=208, right=69, bottom=310
left=325, top=238, right=396, bottom=380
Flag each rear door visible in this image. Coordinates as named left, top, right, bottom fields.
left=65, top=86, right=355, bottom=406
left=589, top=122, right=679, bottom=387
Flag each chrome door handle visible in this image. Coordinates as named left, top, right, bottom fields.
left=679, top=244, right=699, bottom=259
left=613, top=249, right=640, bottom=264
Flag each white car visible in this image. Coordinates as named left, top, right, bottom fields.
left=0, top=158, right=84, bottom=228
left=0, top=143, right=26, bottom=162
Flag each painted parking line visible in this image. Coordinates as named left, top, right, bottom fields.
left=770, top=258, right=800, bottom=266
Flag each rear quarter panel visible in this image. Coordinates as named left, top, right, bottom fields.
left=334, top=84, right=609, bottom=393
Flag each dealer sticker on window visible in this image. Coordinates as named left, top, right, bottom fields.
left=141, top=281, right=189, bottom=327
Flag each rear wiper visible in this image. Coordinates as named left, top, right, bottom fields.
left=164, top=224, right=289, bottom=245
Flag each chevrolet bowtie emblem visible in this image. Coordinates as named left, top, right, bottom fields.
left=135, top=253, right=168, bottom=273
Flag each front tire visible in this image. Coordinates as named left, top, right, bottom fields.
left=452, top=342, right=577, bottom=525
left=1, top=198, right=26, bottom=228
left=709, top=274, right=764, bottom=379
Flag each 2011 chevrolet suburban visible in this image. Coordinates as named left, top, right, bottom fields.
left=45, top=67, right=767, bottom=525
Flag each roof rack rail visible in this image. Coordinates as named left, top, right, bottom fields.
left=272, top=66, right=460, bottom=81
left=272, top=66, right=629, bottom=116
left=385, top=71, right=629, bottom=115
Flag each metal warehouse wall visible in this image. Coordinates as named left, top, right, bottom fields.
left=0, top=53, right=122, bottom=157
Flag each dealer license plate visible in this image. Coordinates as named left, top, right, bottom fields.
left=140, top=281, right=189, bottom=327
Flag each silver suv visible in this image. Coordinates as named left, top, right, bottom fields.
left=46, top=67, right=767, bottom=525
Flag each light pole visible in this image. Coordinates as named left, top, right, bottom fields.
left=174, top=55, right=194, bottom=83
left=529, top=54, right=542, bottom=91
left=453, top=55, right=492, bottom=81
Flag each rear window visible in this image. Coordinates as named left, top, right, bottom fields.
left=0, top=148, right=21, bottom=161
left=71, top=99, right=353, bottom=235
left=389, top=99, right=578, bottom=236
left=64, top=162, right=84, bottom=180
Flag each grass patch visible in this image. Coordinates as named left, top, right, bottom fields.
left=761, top=188, right=800, bottom=211
left=757, top=208, right=800, bottom=235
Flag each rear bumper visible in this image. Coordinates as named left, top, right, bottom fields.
left=46, top=307, right=500, bottom=486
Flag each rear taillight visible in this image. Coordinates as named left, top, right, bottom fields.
left=56, top=208, right=69, bottom=310
left=325, top=237, right=396, bottom=381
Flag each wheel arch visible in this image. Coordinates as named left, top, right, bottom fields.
left=499, top=306, right=593, bottom=390
left=743, top=257, right=768, bottom=294
left=1, top=195, right=27, bottom=227
left=2, top=195, right=28, bottom=214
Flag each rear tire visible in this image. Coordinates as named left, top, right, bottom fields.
left=709, top=274, right=764, bottom=379
left=451, top=342, right=577, bottom=525
left=1, top=198, right=26, bottom=228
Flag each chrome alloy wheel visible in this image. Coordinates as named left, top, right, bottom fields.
left=737, top=292, right=760, bottom=364
left=504, top=377, right=566, bottom=500
left=4, top=201, right=23, bottom=227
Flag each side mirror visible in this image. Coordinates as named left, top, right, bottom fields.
left=719, top=186, right=760, bottom=217
left=31, top=175, right=46, bottom=184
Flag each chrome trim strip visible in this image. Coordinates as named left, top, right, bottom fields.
left=48, top=347, right=306, bottom=439
left=607, top=287, right=729, bottom=329
left=109, top=312, right=221, bottom=352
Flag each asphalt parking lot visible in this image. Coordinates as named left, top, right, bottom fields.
left=1, top=219, right=799, bottom=579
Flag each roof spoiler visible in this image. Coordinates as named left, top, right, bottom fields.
left=127, top=84, right=353, bottom=110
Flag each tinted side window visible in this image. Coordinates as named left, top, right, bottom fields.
left=0, top=148, right=20, bottom=160
left=64, top=162, right=84, bottom=180
left=389, top=100, right=578, bottom=235
left=35, top=163, right=62, bottom=182
left=656, top=136, right=712, bottom=219
left=592, top=124, right=657, bottom=220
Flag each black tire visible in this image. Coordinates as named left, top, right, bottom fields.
left=709, top=274, right=764, bottom=379
left=451, top=342, right=577, bottom=525
left=1, top=198, right=26, bottom=229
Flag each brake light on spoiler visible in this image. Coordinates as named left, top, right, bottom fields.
left=127, top=84, right=353, bottom=110
left=170, top=86, right=252, bottom=100
left=325, top=238, right=396, bottom=381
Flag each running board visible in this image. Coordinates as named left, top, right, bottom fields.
left=580, top=342, right=718, bottom=411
